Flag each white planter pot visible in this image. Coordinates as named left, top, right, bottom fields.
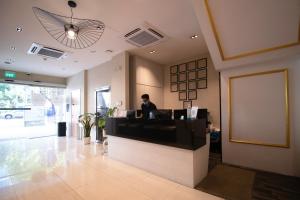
left=83, top=137, right=91, bottom=145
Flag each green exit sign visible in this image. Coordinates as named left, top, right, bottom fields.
left=4, top=71, right=16, bottom=79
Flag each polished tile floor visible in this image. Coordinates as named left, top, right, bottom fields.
left=0, top=136, right=221, bottom=200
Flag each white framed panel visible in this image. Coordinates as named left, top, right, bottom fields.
left=229, top=69, right=289, bottom=147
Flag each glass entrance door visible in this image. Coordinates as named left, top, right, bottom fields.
left=0, top=83, right=66, bottom=140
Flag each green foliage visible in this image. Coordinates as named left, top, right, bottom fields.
left=0, top=84, right=10, bottom=92
left=98, top=107, right=117, bottom=129
left=0, top=83, right=26, bottom=107
left=78, top=113, right=95, bottom=137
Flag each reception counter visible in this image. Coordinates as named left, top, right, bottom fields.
left=105, top=118, right=207, bottom=150
left=105, top=118, right=210, bottom=188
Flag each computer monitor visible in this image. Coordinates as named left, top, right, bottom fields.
left=174, top=109, right=187, bottom=120
left=154, top=109, right=172, bottom=120
left=126, top=110, right=136, bottom=119
left=197, top=109, right=208, bottom=127
left=136, top=109, right=142, bottom=118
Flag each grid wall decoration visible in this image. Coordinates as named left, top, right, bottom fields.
left=169, top=58, right=208, bottom=108
left=183, top=101, right=192, bottom=109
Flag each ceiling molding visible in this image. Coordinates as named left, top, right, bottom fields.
left=204, top=0, right=300, bottom=61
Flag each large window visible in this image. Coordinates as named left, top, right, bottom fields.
left=0, top=83, right=66, bottom=139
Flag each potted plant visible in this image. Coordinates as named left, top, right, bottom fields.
left=78, top=113, right=95, bottom=145
left=98, top=107, right=117, bottom=138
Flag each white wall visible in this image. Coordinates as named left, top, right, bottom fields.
left=221, top=55, right=300, bottom=176
left=67, top=52, right=130, bottom=115
left=67, top=70, right=87, bottom=114
left=163, top=54, right=220, bottom=129
left=67, top=52, right=129, bottom=140
left=87, top=60, right=113, bottom=113
left=110, top=52, right=130, bottom=110
left=129, top=55, right=164, bottom=109
left=87, top=52, right=130, bottom=113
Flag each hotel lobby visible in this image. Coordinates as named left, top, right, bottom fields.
left=0, top=0, right=300, bottom=200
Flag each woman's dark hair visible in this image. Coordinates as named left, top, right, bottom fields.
left=141, top=94, right=149, bottom=99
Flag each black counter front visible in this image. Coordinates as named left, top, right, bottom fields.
left=105, top=118, right=207, bottom=150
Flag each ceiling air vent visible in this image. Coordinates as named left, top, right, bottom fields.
left=27, top=43, right=68, bottom=59
left=124, top=23, right=166, bottom=47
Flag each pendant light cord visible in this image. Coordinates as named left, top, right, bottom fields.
left=70, top=8, right=73, bottom=24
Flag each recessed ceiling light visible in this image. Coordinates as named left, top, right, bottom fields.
left=105, top=50, right=113, bottom=53
left=191, top=35, right=198, bottom=39
left=90, top=50, right=96, bottom=53
left=16, top=27, right=23, bottom=32
left=149, top=50, right=156, bottom=54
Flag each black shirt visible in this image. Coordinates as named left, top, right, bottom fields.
left=141, top=102, right=157, bottom=119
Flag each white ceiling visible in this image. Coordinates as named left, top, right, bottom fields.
left=0, top=0, right=208, bottom=77
left=193, top=0, right=300, bottom=70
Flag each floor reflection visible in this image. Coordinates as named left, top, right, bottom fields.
left=0, top=136, right=221, bottom=200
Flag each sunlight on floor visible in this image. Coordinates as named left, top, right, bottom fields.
left=0, top=136, right=221, bottom=200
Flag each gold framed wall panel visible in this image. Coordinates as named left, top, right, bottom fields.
left=204, top=0, right=300, bottom=61
left=228, top=69, right=290, bottom=148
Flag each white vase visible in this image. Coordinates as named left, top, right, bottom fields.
left=83, top=137, right=91, bottom=145
left=103, top=129, right=106, bottom=137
